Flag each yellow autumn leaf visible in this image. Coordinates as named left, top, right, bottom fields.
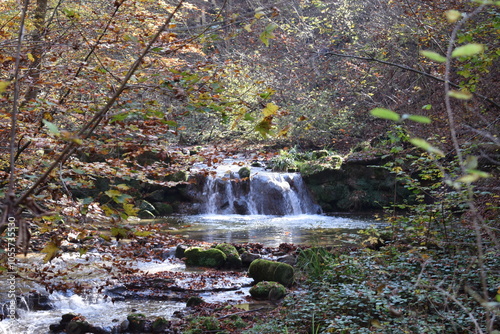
left=116, top=184, right=130, bottom=191
left=262, top=102, right=279, bottom=117
left=27, top=53, right=35, bottom=62
left=41, top=241, right=59, bottom=263
left=0, top=81, right=10, bottom=95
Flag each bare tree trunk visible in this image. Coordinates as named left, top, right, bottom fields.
left=23, top=0, right=48, bottom=104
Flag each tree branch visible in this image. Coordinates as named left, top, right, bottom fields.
left=14, top=0, right=186, bottom=207
left=323, top=51, right=499, bottom=109
left=7, top=0, right=30, bottom=200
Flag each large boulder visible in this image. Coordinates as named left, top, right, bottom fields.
left=184, top=247, right=227, bottom=268
left=248, top=259, right=294, bottom=287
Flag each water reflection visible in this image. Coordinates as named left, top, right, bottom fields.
left=163, top=214, right=382, bottom=247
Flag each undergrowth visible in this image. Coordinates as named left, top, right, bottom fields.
left=253, top=226, right=499, bottom=334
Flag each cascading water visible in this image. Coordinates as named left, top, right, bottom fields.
left=199, top=168, right=321, bottom=216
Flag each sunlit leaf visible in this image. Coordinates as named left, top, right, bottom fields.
left=43, top=120, right=60, bottom=135
left=116, top=184, right=130, bottom=191
left=457, top=173, right=481, bottom=184
left=407, top=115, right=432, bottom=124
left=262, top=102, right=279, bottom=116
left=244, top=24, right=252, bottom=32
left=41, top=241, right=59, bottom=263
left=452, top=43, right=484, bottom=58
left=27, top=53, right=35, bottom=62
left=420, top=50, right=447, bottom=63
left=105, top=189, right=122, bottom=198
left=409, top=138, right=445, bottom=156
left=254, top=7, right=265, bottom=19
left=134, top=230, right=153, bottom=237
left=422, top=104, right=432, bottom=110
left=445, top=10, right=462, bottom=23
left=448, top=90, right=472, bottom=99
left=0, top=81, right=10, bottom=95
left=370, top=108, right=400, bottom=121
left=123, top=203, right=138, bottom=216
left=111, top=227, right=129, bottom=240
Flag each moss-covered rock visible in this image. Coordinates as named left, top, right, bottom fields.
left=238, top=166, right=251, bottom=178
left=184, top=247, right=227, bottom=268
left=248, top=259, right=294, bottom=287
left=186, top=296, right=205, bottom=307
left=215, top=243, right=242, bottom=268
left=153, top=202, right=173, bottom=216
left=65, top=319, right=91, bottom=334
left=127, top=313, right=147, bottom=332
left=152, top=317, right=169, bottom=333
left=249, top=281, right=286, bottom=300
left=303, top=160, right=409, bottom=212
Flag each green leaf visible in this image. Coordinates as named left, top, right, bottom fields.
left=244, top=113, right=255, bottom=121
left=464, top=156, right=478, bottom=170
left=468, top=169, right=490, bottom=178
left=452, top=43, right=484, bottom=58
left=409, top=138, right=445, bottom=156
left=255, top=118, right=274, bottom=138
left=422, top=104, right=432, bottom=110
left=43, top=120, right=60, bottom=135
left=72, top=168, right=86, bottom=174
left=164, top=120, right=178, bottom=127
left=420, top=50, right=447, bottom=63
left=259, top=23, right=278, bottom=46
left=370, top=108, right=400, bottom=121
left=448, top=90, right=472, bottom=100
left=407, top=115, right=432, bottom=124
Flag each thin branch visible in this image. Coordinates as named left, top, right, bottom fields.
left=7, top=0, right=30, bottom=199
left=323, top=51, right=499, bottom=110
left=58, top=1, right=124, bottom=105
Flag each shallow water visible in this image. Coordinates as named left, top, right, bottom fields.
left=0, top=213, right=381, bottom=333
left=162, top=213, right=382, bottom=247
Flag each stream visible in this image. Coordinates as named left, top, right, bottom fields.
left=0, top=213, right=382, bottom=334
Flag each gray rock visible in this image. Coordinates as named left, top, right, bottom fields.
left=240, top=251, right=261, bottom=266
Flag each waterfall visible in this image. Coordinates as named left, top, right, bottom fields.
left=200, top=170, right=321, bottom=216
